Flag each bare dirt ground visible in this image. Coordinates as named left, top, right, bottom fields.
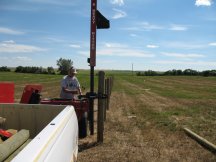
left=78, top=90, right=216, bottom=162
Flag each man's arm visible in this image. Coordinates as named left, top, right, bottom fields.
left=77, top=87, right=82, bottom=95
left=62, top=87, right=78, bottom=94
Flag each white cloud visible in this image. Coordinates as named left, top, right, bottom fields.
left=130, top=34, right=137, bottom=37
left=104, top=42, right=127, bottom=48
left=123, top=22, right=164, bottom=31
left=209, top=42, right=216, bottom=46
left=12, top=56, right=32, bottom=61
left=110, top=0, right=124, bottom=6
left=146, top=45, right=159, bottom=48
left=162, top=41, right=206, bottom=49
left=195, top=0, right=212, bottom=6
left=0, top=41, right=47, bottom=53
left=155, top=60, right=216, bottom=66
left=112, top=8, right=127, bottom=19
left=78, top=51, right=89, bottom=56
left=69, top=44, right=81, bottom=48
left=162, top=52, right=205, bottom=58
left=123, top=22, right=190, bottom=32
left=169, top=24, right=188, bottom=31
left=78, top=42, right=155, bottom=58
left=0, top=57, right=8, bottom=60
left=98, top=48, right=155, bottom=58
left=43, top=37, right=66, bottom=43
left=28, top=0, right=78, bottom=6
left=141, top=22, right=163, bottom=30
left=97, top=43, right=154, bottom=58
left=2, top=40, right=15, bottom=44
left=0, top=27, right=25, bottom=35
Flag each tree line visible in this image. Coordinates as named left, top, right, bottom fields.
left=14, top=66, right=55, bottom=74
left=0, top=58, right=73, bottom=75
left=0, top=66, right=11, bottom=72
left=1, top=59, right=216, bottom=77
left=136, top=69, right=216, bottom=77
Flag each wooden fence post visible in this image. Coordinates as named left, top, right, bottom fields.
left=106, top=78, right=110, bottom=110
left=97, top=71, right=105, bottom=143
left=110, top=77, right=113, bottom=92
left=104, top=79, right=108, bottom=121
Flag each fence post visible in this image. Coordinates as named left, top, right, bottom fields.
left=104, top=79, right=108, bottom=121
left=106, top=78, right=110, bottom=110
left=97, top=71, right=105, bottom=143
left=111, top=76, right=114, bottom=92
left=110, top=77, right=113, bottom=93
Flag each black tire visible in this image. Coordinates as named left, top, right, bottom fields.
left=78, top=113, right=87, bottom=138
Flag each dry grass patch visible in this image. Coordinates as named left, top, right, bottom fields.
left=78, top=92, right=216, bottom=162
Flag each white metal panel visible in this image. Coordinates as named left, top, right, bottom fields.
left=12, top=106, right=78, bottom=162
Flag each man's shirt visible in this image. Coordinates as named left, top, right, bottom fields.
left=60, top=75, right=80, bottom=99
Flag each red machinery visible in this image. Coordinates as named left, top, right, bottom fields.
left=21, top=84, right=89, bottom=138
left=0, top=83, right=14, bottom=103
left=40, top=98, right=88, bottom=121
left=20, top=85, right=42, bottom=104
left=0, top=129, right=13, bottom=141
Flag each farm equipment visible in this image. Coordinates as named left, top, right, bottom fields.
left=40, top=98, right=89, bottom=138
left=0, top=83, right=83, bottom=161
left=20, top=84, right=89, bottom=138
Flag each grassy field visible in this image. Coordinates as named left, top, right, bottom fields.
left=114, top=74, right=216, bottom=142
left=0, top=71, right=91, bottom=102
left=0, top=71, right=216, bottom=161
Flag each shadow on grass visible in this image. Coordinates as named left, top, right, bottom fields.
left=78, top=141, right=99, bottom=152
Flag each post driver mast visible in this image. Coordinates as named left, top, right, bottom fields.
left=89, top=0, right=97, bottom=135
left=88, top=0, right=109, bottom=135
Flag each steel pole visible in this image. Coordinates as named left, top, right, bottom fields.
left=89, top=0, right=97, bottom=135
left=89, top=66, right=94, bottom=135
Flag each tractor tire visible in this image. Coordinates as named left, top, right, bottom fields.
left=78, top=113, right=87, bottom=138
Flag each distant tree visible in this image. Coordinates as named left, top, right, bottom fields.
left=42, top=68, right=48, bottom=74
left=0, top=66, right=11, bottom=72
left=136, top=69, right=216, bottom=77
left=136, top=72, right=142, bottom=76
left=15, top=66, right=49, bottom=74
left=176, top=69, right=183, bottom=75
left=15, top=66, right=23, bottom=72
left=56, top=58, right=73, bottom=75
left=144, top=70, right=157, bottom=76
left=164, top=69, right=182, bottom=76
left=210, top=70, right=216, bottom=76
left=202, top=70, right=216, bottom=77
left=47, top=67, right=55, bottom=74
left=183, top=69, right=189, bottom=75
left=35, top=67, right=43, bottom=74
left=136, top=70, right=159, bottom=76
left=164, top=70, right=172, bottom=75
left=202, top=70, right=210, bottom=77
left=171, top=69, right=177, bottom=75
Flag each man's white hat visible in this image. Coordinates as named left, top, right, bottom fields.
left=70, top=68, right=77, bottom=74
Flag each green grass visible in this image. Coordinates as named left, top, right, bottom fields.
left=111, top=73, right=216, bottom=143
left=113, top=75, right=216, bottom=99
left=1, top=71, right=216, bottom=143
left=0, top=71, right=91, bottom=99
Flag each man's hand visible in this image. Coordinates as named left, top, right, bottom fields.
left=71, top=90, right=78, bottom=94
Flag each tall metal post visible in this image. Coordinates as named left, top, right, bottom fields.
left=89, top=67, right=94, bottom=135
left=89, top=0, right=97, bottom=135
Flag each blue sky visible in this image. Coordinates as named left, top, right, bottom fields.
left=0, top=0, right=216, bottom=71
